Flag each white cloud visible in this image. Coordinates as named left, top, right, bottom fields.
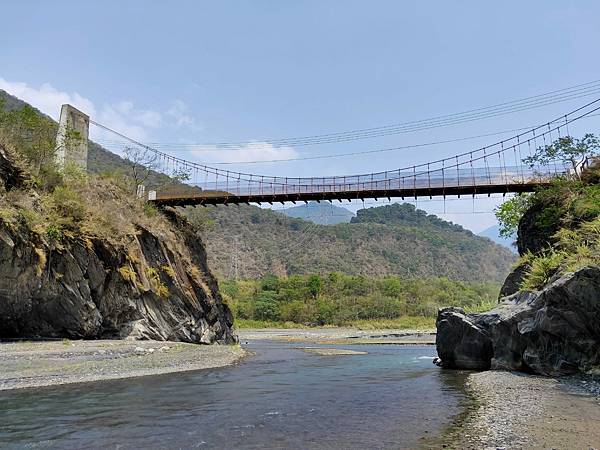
left=136, top=110, right=162, bottom=128
left=0, top=78, right=96, bottom=121
left=0, top=78, right=200, bottom=142
left=94, top=103, right=151, bottom=141
left=167, top=99, right=196, bottom=128
left=188, top=141, right=299, bottom=164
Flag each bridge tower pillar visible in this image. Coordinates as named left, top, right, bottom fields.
left=55, top=104, right=89, bottom=171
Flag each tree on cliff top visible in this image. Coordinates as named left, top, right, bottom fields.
left=523, top=134, right=599, bottom=179
left=496, top=134, right=600, bottom=239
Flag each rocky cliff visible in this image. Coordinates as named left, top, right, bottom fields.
left=436, top=162, right=600, bottom=375
left=436, top=266, right=600, bottom=374
left=0, top=146, right=236, bottom=343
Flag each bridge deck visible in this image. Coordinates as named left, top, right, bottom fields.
left=151, top=182, right=547, bottom=206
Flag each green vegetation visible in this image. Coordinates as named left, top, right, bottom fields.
left=222, top=273, right=500, bottom=328
left=495, top=134, right=600, bottom=290
left=0, top=99, right=58, bottom=184
left=523, top=134, right=599, bottom=177
left=351, top=202, right=463, bottom=231
left=494, top=194, right=532, bottom=238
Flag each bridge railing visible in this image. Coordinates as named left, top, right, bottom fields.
left=178, top=163, right=568, bottom=198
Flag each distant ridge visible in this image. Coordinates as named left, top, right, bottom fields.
left=281, top=201, right=355, bottom=225
left=478, top=224, right=517, bottom=252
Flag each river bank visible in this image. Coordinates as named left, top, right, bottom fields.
left=0, top=339, right=247, bottom=391
left=237, top=327, right=436, bottom=345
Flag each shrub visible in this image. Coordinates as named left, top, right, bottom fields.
left=119, top=266, right=138, bottom=284
left=521, top=251, right=563, bottom=290
left=253, top=291, right=280, bottom=321
left=146, top=266, right=169, bottom=298
left=143, top=203, right=159, bottom=218
left=161, top=264, right=176, bottom=278
left=50, top=186, right=86, bottom=222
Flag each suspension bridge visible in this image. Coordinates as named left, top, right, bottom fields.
left=88, top=98, right=600, bottom=207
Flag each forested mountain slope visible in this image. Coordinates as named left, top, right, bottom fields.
left=200, top=203, right=515, bottom=282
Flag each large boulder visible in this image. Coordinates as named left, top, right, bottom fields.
left=436, top=266, right=600, bottom=375
left=435, top=307, right=492, bottom=370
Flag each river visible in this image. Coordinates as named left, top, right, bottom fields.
left=0, top=341, right=468, bottom=449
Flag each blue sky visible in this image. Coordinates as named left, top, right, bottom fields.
left=1, top=1, right=600, bottom=231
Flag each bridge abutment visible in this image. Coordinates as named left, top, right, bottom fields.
left=55, top=104, right=89, bottom=171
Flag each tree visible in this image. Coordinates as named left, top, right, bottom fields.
left=123, top=146, right=158, bottom=190
left=253, top=291, right=280, bottom=321
left=307, top=274, right=322, bottom=299
left=523, top=134, right=599, bottom=179
left=183, top=205, right=215, bottom=233
left=494, top=193, right=532, bottom=238
left=0, top=103, right=58, bottom=179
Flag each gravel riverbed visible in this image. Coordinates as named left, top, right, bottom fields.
left=450, top=370, right=600, bottom=449
left=0, top=339, right=247, bottom=391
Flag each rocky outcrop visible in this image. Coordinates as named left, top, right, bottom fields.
left=0, top=142, right=235, bottom=343
left=498, top=263, right=528, bottom=298
left=436, top=266, right=600, bottom=375
left=0, top=146, right=26, bottom=191
left=0, top=212, right=236, bottom=343
left=516, top=201, right=558, bottom=256
left=435, top=307, right=493, bottom=370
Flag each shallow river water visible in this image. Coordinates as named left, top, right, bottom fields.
left=0, top=342, right=468, bottom=449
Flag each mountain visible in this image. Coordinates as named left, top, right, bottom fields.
left=351, top=203, right=461, bottom=230
left=478, top=224, right=517, bottom=252
left=199, top=202, right=515, bottom=282
left=0, top=90, right=516, bottom=283
left=281, top=201, right=354, bottom=225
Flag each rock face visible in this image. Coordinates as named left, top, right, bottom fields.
left=498, top=263, right=528, bottom=298
left=516, top=201, right=558, bottom=256
left=0, top=210, right=237, bottom=343
left=0, top=211, right=236, bottom=343
left=436, top=266, right=600, bottom=375
left=0, top=146, right=235, bottom=344
left=435, top=307, right=493, bottom=370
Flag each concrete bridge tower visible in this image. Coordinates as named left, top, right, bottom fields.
left=55, top=104, right=89, bottom=171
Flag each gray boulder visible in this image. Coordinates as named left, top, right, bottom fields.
left=435, top=307, right=492, bottom=370
left=436, top=266, right=600, bottom=375
left=498, top=263, right=528, bottom=299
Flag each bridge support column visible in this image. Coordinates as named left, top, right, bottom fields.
left=55, top=104, right=89, bottom=171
